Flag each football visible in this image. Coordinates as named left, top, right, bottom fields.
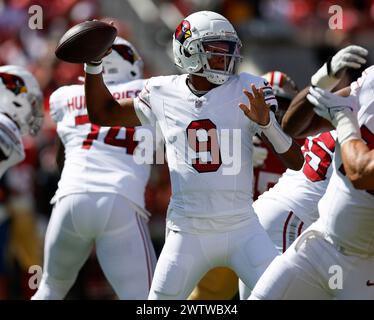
left=55, top=20, right=117, bottom=63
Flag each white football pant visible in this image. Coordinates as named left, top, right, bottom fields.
left=32, top=193, right=156, bottom=300
left=249, top=222, right=374, bottom=300
left=239, top=198, right=309, bottom=299
left=148, top=216, right=278, bottom=300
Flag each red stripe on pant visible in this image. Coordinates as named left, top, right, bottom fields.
left=297, top=221, right=304, bottom=236
left=135, top=213, right=153, bottom=290
left=283, top=211, right=293, bottom=253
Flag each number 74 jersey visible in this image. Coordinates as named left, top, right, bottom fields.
left=49, top=79, right=153, bottom=209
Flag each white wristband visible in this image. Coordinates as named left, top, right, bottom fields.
left=84, top=62, right=103, bottom=75
left=259, top=112, right=292, bottom=154
left=311, top=62, right=340, bottom=90
left=334, top=109, right=361, bottom=145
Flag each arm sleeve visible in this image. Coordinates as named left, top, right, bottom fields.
left=133, top=81, right=157, bottom=127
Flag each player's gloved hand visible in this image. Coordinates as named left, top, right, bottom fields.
left=27, top=93, right=44, bottom=136
left=307, top=86, right=361, bottom=145
left=28, top=115, right=43, bottom=136
left=311, top=45, right=368, bottom=90
left=252, top=136, right=268, bottom=168
left=307, top=86, right=358, bottom=125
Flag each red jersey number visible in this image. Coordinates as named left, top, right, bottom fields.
left=75, top=115, right=138, bottom=155
left=302, top=132, right=335, bottom=182
left=186, top=119, right=222, bottom=173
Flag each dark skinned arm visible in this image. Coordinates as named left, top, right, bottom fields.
left=341, top=139, right=374, bottom=189
left=84, top=72, right=141, bottom=127
left=55, top=136, right=65, bottom=174
left=281, top=86, right=351, bottom=138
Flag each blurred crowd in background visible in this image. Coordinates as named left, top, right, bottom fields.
left=0, top=0, right=373, bottom=299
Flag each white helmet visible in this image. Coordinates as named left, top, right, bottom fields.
left=102, top=37, right=144, bottom=84
left=173, top=11, right=242, bottom=85
left=0, top=65, right=43, bottom=135
left=262, top=71, right=298, bottom=101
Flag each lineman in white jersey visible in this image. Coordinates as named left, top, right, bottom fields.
left=82, top=11, right=304, bottom=299
left=254, top=45, right=368, bottom=255
left=32, top=38, right=157, bottom=300
left=250, top=62, right=374, bottom=300
left=0, top=65, right=43, bottom=177
left=240, top=46, right=368, bottom=300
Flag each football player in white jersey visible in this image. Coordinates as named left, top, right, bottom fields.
left=241, top=46, right=368, bottom=300
left=191, top=45, right=368, bottom=300
left=255, top=45, right=369, bottom=256
left=250, top=60, right=374, bottom=300
left=32, top=37, right=157, bottom=300
left=0, top=65, right=43, bottom=177
left=83, top=11, right=304, bottom=300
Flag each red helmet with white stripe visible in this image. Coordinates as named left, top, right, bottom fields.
left=262, top=71, right=298, bottom=100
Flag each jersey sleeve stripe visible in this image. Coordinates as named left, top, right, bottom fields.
left=139, top=97, right=152, bottom=109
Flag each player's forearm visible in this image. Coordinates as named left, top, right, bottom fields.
left=283, top=85, right=347, bottom=138
left=84, top=72, right=120, bottom=125
left=84, top=72, right=141, bottom=127
left=260, top=125, right=304, bottom=171
left=55, top=136, right=65, bottom=174
left=278, top=140, right=304, bottom=170
left=261, top=135, right=303, bottom=170
left=282, top=87, right=319, bottom=138
left=341, top=139, right=374, bottom=189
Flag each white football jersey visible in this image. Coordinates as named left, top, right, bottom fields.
left=256, top=131, right=336, bottom=226
left=318, top=66, right=374, bottom=256
left=134, top=72, right=278, bottom=232
left=0, top=112, right=25, bottom=177
left=50, top=79, right=153, bottom=208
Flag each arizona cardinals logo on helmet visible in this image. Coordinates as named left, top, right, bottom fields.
left=112, top=44, right=137, bottom=64
left=175, top=20, right=192, bottom=45
left=0, top=72, right=27, bottom=96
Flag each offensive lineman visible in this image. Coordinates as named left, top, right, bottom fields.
left=250, top=61, right=374, bottom=299
left=83, top=11, right=304, bottom=299
left=32, top=38, right=157, bottom=300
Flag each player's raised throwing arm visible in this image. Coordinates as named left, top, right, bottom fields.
left=239, top=84, right=304, bottom=170
left=84, top=63, right=141, bottom=127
